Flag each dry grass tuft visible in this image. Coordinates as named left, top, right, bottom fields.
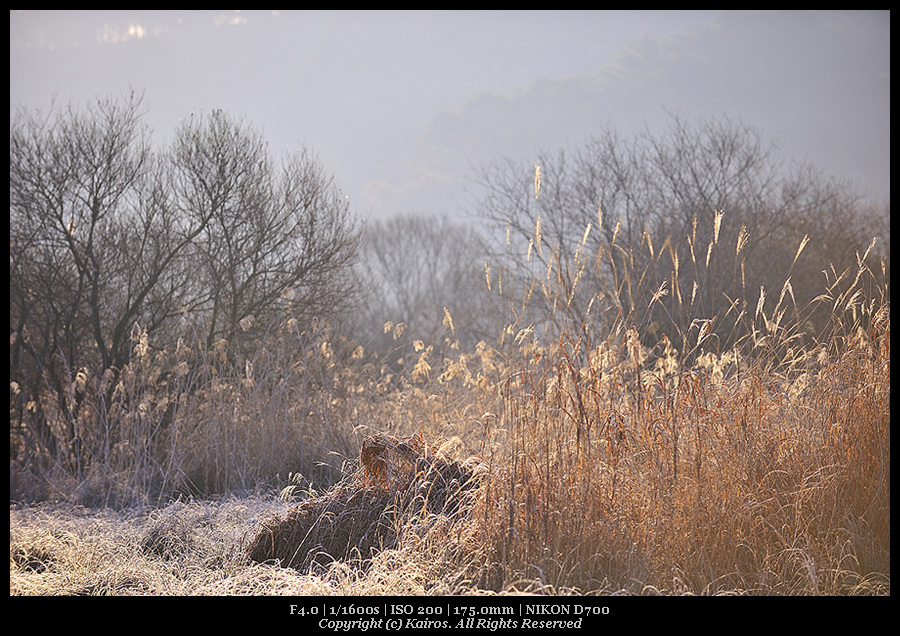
left=243, top=432, right=482, bottom=570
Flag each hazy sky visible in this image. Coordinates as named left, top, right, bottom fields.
left=10, top=10, right=891, bottom=222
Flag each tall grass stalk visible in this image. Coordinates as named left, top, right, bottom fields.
left=469, top=212, right=889, bottom=594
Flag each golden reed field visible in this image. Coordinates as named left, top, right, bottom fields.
left=10, top=104, right=889, bottom=596
left=11, top=215, right=889, bottom=597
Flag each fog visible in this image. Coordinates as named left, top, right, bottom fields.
left=10, top=10, right=890, bottom=221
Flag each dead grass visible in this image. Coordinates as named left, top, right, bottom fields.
left=9, top=490, right=494, bottom=596
left=460, top=209, right=890, bottom=596
left=9, top=206, right=890, bottom=596
left=466, top=325, right=889, bottom=594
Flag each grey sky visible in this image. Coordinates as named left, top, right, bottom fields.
left=10, top=10, right=890, bottom=222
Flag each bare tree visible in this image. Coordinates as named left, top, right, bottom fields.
left=10, top=92, right=179, bottom=471
left=10, top=96, right=363, bottom=485
left=171, top=110, right=362, bottom=359
left=358, top=213, right=502, bottom=351
left=474, top=115, right=886, bottom=351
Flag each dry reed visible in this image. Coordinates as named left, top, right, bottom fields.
left=9, top=193, right=889, bottom=596
left=464, top=205, right=890, bottom=594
